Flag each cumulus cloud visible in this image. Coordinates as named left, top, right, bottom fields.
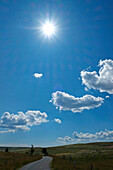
left=0, top=110, right=48, bottom=133
left=72, top=129, right=113, bottom=141
left=50, top=91, right=104, bottom=113
left=57, top=129, right=113, bottom=143
left=33, top=73, right=43, bottom=78
left=81, top=59, right=113, bottom=94
left=54, top=118, right=62, bottom=124
left=57, top=136, right=74, bottom=143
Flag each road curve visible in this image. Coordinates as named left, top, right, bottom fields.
left=20, top=156, right=53, bottom=170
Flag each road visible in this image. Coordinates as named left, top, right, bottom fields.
left=20, top=156, right=53, bottom=170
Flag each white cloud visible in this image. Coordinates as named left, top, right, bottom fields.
left=57, top=129, right=113, bottom=143
left=85, top=87, right=89, bottom=91
left=81, top=59, right=113, bottom=94
left=57, top=136, right=74, bottom=143
left=0, top=110, right=48, bottom=133
left=54, top=118, right=62, bottom=124
left=0, top=129, right=15, bottom=134
left=73, top=129, right=113, bottom=141
left=50, top=91, right=104, bottom=113
left=33, top=73, right=43, bottom=78
left=105, top=96, right=110, bottom=98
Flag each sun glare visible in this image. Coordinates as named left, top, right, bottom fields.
left=41, top=21, right=56, bottom=37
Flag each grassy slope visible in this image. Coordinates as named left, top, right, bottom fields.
left=0, top=142, right=113, bottom=169
left=48, top=142, right=113, bottom=170
left=0, top=151, right=42, bottom=170
left=47, top=142, right=113, bottom=155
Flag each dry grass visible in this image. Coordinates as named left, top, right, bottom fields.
left=51, top=153, right=113, bottom=170
left=0, top=151, right=42, bottom=170
left=50, top=142, right=113, bottom=170
left=51, top=156, right=76, bottom=170
left=1, top=142, right=113, bottom=170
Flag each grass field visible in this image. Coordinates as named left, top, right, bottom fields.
left=0, top=142, right=113, bottom=169
left=0, top=151, right=42, bottom=170
left=49, top=142, right=113, bottom=170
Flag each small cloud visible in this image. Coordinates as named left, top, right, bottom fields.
left=105, top=96, right=110, bottom=98
left=86, top=66, right=91, bottom=70
left=54, top=118, right=62, bottom=124
left=33, top=73, right=43, bottom=78
left=50, top=91, right=104, bottom=113
left=85, top=87, right=89, bottom=91
left=57, top=136, right=74, bottom=143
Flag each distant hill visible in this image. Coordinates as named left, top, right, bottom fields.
left=1, top=141, right=113, bottom=155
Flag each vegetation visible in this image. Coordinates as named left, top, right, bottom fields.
left=0, top=142, right=113, bottom=169
left=30, top=144, right=35, bottom=156
left=42, top=148, right=48, bottom=156
left=0, top=151, right=41, bottom=170
left=51, top=151, right=113, bottom=170
left=50, top=142, right=113, bottom=170
left=51, top=156, right=75, bottom=170
left=5, top=147, right=9, bottom=153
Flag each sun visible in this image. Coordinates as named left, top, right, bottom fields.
left=41, top=21, right=56, bottom=37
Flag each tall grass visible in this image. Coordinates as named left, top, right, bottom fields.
left=50, top=142, right=113, bottom=170
left=0, top=151, right=42, bottom=170
left=51, top=153, right=113, bottom=170
left=51, top=156, right=75, bottom=170
left=1, top=142, right=113, bottom=169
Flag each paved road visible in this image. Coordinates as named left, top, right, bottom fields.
left=20, top=156, right=53, bottom=170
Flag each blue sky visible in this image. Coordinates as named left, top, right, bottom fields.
left=0, top=0, right=113, bottom=147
